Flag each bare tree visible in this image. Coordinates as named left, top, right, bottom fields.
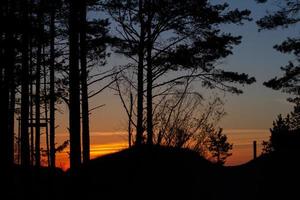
left=155, top=91, right=225, bottom=151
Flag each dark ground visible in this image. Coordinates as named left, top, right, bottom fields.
left=1, top=146, right=299, bottom=200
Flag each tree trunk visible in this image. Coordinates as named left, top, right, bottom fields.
left=17, top=119, right=21, bottom=164
left=0, top=33, right=10, bottom=170
left=136, top=0, right=146, bottom=146
left=35, top=2, right=43, bottom=167
left=35, top=61, right=41, bottom=167
left=49, top=1, right=56, bottom=168
left=80, top=0, right=90, bottom=164
left=2, top=0, right=16, bottom=167
left=43, top=47, right=50, bottom=166
left=8, top=66, right=15, bottom=166
left=0, top=3, right=4, bottom=167
left=7, top=0, right=16, bottom=166
left=128, top=93, right=133, bottom=148
left=69, top=0, right=82, bottom=170
left=0, top=0, right=4, bottom=164
left=146, top=6, right=153, bottom=146
left=29, top=41, right=34, bottom=165
left=20, top=0, right=30, bottom=167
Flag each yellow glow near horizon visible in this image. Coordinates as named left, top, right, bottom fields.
left=52, top=129, right=270, bottom=170
left=90, top=143, right=128, bottom=156
left=55, top=142, right=127, bottom=170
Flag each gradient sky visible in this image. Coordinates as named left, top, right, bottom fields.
left=78, top=0, right=297, bottom=132
left=52, top=1, right=298, bottom=166
left=54, top=0, right=299, bottom=133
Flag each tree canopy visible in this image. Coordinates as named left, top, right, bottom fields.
left=257, top=0, right=300, bottom=101
left=106, top=0, right=256, bottom=145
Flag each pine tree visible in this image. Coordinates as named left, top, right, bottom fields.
left=208, top=128, right=233, bottom=165
left=104, top=0, right=255, bottom=145
left=257, top=0, right=300, bottom=100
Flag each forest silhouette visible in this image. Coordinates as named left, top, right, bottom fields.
left=1, top=0, right=300, bottom=199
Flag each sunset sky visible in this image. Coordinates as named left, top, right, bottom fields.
left=53, top=130, right=269, bottom=169
left=51, top=0, right=298, bottom=167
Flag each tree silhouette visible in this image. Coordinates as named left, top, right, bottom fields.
left=79, top=0, right=111, bottom=164
left=20, top=0, right=31, bottom=167
left=69, top=0, right=82, bottom=170
left=49, top=0, right=59, bottom=168
left=0, top=0, right=16, bottom=168
left=263, top=103, right=300, bottom=154
left=0, top=0, right=110, bottom=170
left=270, top=114, right=290, bottom=152
left=152, top=90, right=232, bottom=163
left=288, top=101, right=300, bottom=130
left=105, top=0, right=255, bottom=146
left=68, top=0, right=111, bottom=169
left=257, top=0, right=300, bottom=101
left=103, top=0, right=147, bottom=145
left=208, top=128, right=233, bottom=165
left=34, top=0, right=46, bottom=167
left=80, top=0, right=90, bottom=164
left=0, top=1, right=20, bottom=167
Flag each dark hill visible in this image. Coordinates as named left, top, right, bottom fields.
left=1, top=165, right=66, bottom=200
left=2, top=146, right=300, bottom=200
left=224, top=151, right=300, bottom=200
left=70, top=146, right=224, bottom=200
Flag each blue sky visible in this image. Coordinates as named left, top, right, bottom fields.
left=213, top=0, right=298, bottom=129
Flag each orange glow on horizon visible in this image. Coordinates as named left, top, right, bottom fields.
left=56, top=142, right=128, bottom=171
left=55, top=142, right=259, bottom=170
left=52, top=129, right=269, bottom=170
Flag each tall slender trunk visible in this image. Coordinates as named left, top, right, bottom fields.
left=0, top=1, right=15, bottom=167
left=80, top=0, right=90, bottom=163
left=8, top=69, right=15, bottom=166
left=8, top=79, right=16, bottom=165
left=6, top=0, right=15, bottom=167
left=29, top=0, right=34, bottom=166
left=49, top=1, right=56, bottom=168
left=43, top=47, right=50, bottom=166
left=136, top=0, right=146, bottom=146
left=69, top=0, right=82, bottom=170
left=35, top=2, right=43, bottom=167
left=128, top=93, right=133, bottom=148
left=146, top=6, right=153, bottom=145
left=29, top=46, right=34, bottom=165
left=17, top=119, right=21, bottom=164
left=0, top=34, right=10, bottom=169
left=0, top=0, right=6, bottom=169
left=35, top=61, right=41, bottom=167
left=21, top=0, right=30, bottom=167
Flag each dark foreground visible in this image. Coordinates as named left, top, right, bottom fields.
left=1, top=146, right=299, bottom=200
